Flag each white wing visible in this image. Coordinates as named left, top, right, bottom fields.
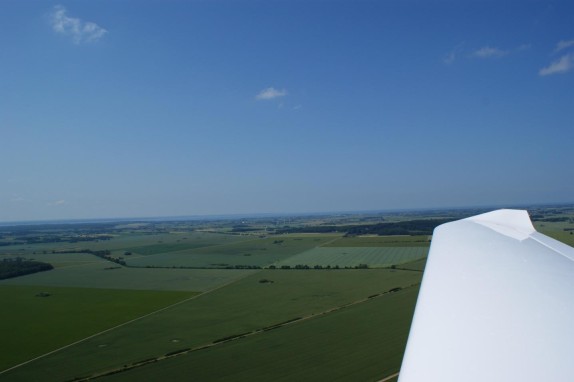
left=398, top=209, right=574, bottom=382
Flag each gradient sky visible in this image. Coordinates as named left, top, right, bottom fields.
left=1, top=0, right=573, bottom=222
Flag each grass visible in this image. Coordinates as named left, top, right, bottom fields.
left=2, top=269, right=422, bottom=381
left=101, top=287, right=419, bottom=382
left=0, top=285, right=195, bottom=372
left=0, top=262, right=256, bottom=291
left=275, top=247, right=429, bottom=268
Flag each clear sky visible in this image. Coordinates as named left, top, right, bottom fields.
left=1, top=0, right=573, bottom=222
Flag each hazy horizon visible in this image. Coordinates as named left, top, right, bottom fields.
left=2, top=200, right=572, bottom=226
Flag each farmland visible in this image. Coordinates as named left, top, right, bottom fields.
left=2, top=269, right=421, bottom=381
left=1, top=205, right=572, bottom=381
left=0, top=285, right=194, bottom=371
left=124, top=235, right=338, bottom=268
left=275, top=247, right=428, bottom=268
left=101, top=287, right=420, bottom=382
left=0, top=262, right=256, bottom=291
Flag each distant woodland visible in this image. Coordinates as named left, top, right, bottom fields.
left=0, top=258, right=54, bottom=280
left=276, top=219, right=453, bottom=236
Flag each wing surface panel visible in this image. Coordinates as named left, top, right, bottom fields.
left=398, top=209, right=574, bottom=382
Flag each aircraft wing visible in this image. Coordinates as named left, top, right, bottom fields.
left=398, top=209, right=574, bottom=382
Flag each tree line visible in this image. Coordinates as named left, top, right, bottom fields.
left=275, top=218, right=453, bottom=236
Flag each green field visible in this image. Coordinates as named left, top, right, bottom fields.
left=102, top=287, right=419, bottom=382
left=539, top=229, right=574, bottom=247
left=275, top=247, right=429, bottom=268
left=1, top=269, right=421, bottom=381
left=120, top=232, right=252, bottom=256
left=124, top=235, right=338, bottom=268
left=0, top=285, right=195, bottom=371
left=324, top=235, right=431, bottom=247
left=0, top=262, right=256, bottom=291
left=397, top=257, right=427, bottom=272
left=0, top=231, right=250, bottom=258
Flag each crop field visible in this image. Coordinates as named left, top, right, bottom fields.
left=324, top=235, right=431, bottom=247
left=0, top=262, right=255, bottom=291
left=2, top=269, right=422, bottom=381
left=0, top=285, right=195, bottom=371
left=275, top=247, right=429, bottom=268
left=119, top=232, right=252, bottom=256
left=101, top=287, right=420, bottom=382
left=124, top=235, right=339, bottom=268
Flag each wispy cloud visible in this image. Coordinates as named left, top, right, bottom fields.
left=10, top=196, right=25, bottom=203
left=443, top=42, right=465, bottom=65
left=471, top=46, right=508, bottom=58
left=539, top=53, right=574, bottom=76
left=255, top=87, right=288, bottom=100
left=48, top=199, right=66, bottom=206
left=554, top=39, right=574, bottom=53
left=444, top=43, right=527, bottom=65
left=50, top=5, right=107, bottom=44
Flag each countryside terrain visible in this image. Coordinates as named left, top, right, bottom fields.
left=0, top=205, right=572, bottom=381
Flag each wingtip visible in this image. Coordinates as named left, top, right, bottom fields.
left=464, top=209, right=535, bottom=241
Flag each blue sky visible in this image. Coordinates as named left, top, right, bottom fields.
left=1, top=0, right=573, bottom=221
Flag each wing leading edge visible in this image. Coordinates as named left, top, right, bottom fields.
left=398, top=209, right=574, bottom=382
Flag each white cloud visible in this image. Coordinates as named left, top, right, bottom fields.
left=555, top=39, right=574, bottom=53
left=539, top=53, right=574, bottom=76
left=255, top=87, right=288, bottom=100
left=50, top=5, right=107, bottom=44
left=471, top=46, right=507, bottom=58
left=10, top=196, right=25, bottom=203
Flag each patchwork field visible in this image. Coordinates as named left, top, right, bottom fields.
left=324, top=235, right=431, bottom=247
left=0, top=262, right=256, bottom=291
left=124, top=235, right=338, bottom=268
left=275, top=247, right=429, bottom=268
left=120, top=232, right=252, bottom=256
left=0, top=231, right=250, bottom=258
